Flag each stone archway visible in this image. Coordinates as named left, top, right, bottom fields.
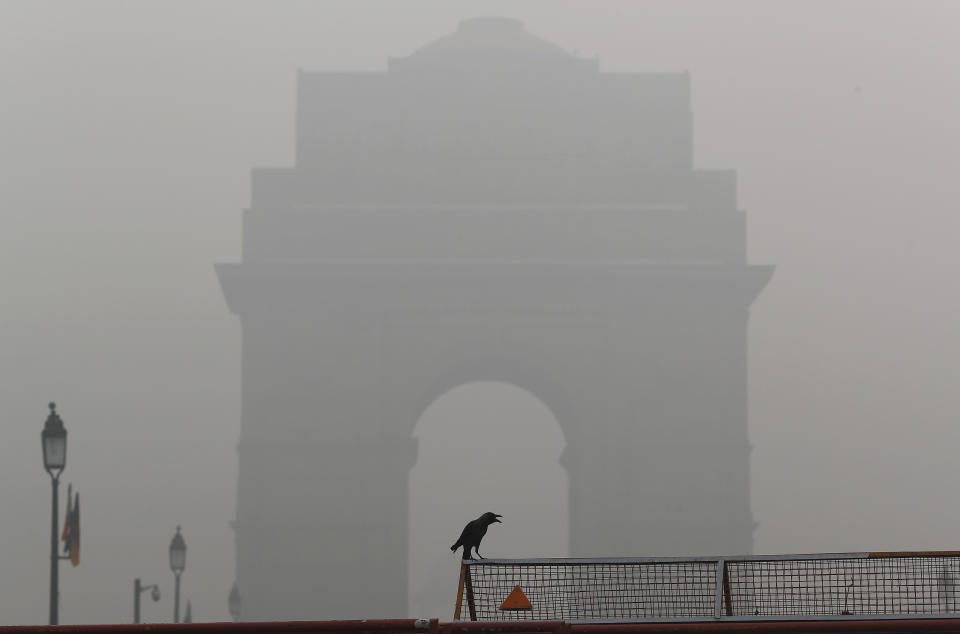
left=216, top=17, right=773, bottom=621
left=408, top=381, right=568, bottom=617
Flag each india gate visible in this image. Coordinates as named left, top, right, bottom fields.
left=217, top=17, right=772, bottom=621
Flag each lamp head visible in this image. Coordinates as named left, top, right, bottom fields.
left=169, top=526, right=187, bottom=574
left=41, top=402, right=67, bottom=475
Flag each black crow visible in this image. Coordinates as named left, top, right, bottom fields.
left=451, top=512, right=502, bottom=560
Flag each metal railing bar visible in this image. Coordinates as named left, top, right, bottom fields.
left=465, top=553, right=878, bottom=567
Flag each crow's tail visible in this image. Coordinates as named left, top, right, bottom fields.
left=451, top=542, right=461, bottom=553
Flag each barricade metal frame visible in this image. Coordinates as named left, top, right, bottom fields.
left=455, top=552, right=960, bottom=623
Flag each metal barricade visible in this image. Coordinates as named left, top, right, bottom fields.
left=455, top=551, right=960, bottom=622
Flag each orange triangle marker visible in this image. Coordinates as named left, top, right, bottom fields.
left=500, top=585, right=532, bottom=611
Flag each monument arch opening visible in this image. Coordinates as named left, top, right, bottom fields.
left=409, top=381, right=568, bottom=617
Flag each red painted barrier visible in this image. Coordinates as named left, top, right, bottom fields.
left=4, top=618, right=960, bottom=634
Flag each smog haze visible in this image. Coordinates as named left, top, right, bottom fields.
left=2, top=0, right=959, bottom=625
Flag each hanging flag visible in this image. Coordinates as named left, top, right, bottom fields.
left=61, top=484, right=73, bottom=553
left=69, top=492, right=80, bottom=567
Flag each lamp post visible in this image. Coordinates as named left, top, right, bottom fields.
left=168, top=526, right=186, bottom=623
left=228, top=582, right=241, bottom=621
left=133, top=578, right=160, bottom=624
left=41, top=402, right=67, bottom=625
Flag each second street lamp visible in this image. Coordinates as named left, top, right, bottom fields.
left=133, top=578, right=160, bottom=624
left=169, top=526, right=186, bottom=623
left=41, top=402, right=67, bottom=625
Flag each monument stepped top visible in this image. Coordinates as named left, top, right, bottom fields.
left=389, top=17, right=596, bottom=72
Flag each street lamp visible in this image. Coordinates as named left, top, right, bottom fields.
left=168, top=526, right=186, bottom=623
left=41, top=402, right=67, bottom=625
left=133, top=578, right=160, bottom=623
left=228, top=582, right=241, bottom=621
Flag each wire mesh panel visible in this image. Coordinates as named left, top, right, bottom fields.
left=457, top=559, right=718, bottom=621
left=455, top=552, right=960, bottom=622
left=727, top=554, right=960, bottom=617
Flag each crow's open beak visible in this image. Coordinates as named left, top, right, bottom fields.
left=494, top=515, right=503, bottom=523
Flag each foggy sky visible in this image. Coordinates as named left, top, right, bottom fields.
left=2, top=0, right=960, bottom=625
